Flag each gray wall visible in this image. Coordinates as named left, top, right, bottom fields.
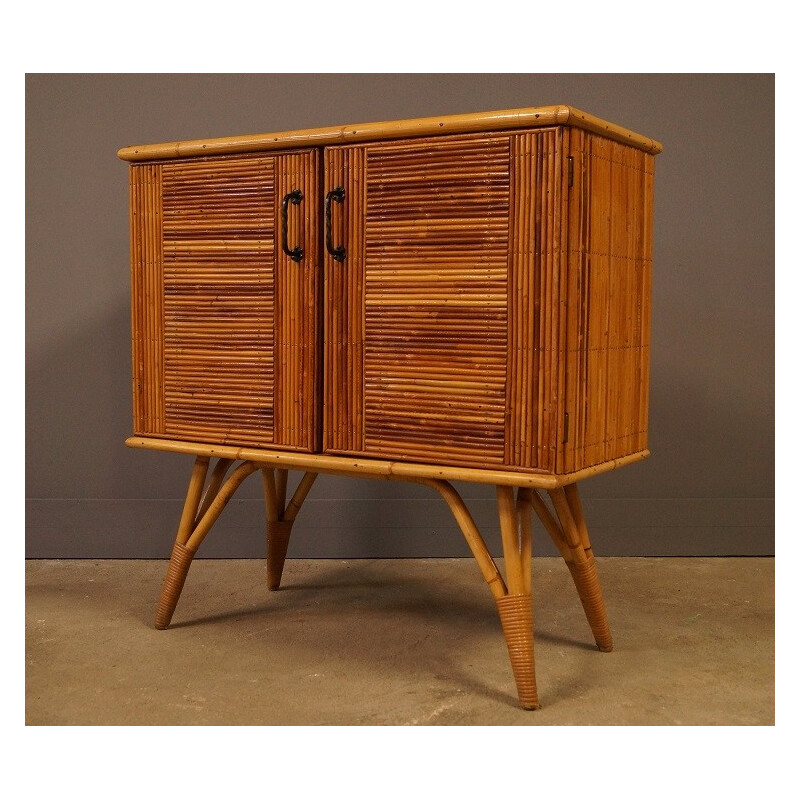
left=26, top=74, right=774, bottom=558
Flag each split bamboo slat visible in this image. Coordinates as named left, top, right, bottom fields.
left=506, top=130, right=563, bottom=472
left=159, top=156, right=277, bottom=447
left=323, top=146, right=366, bottom=453
left=274, top=150, right=320, bottom=452
left=130, top=164, right=165, bottom=435
left=361, top=133, right=511, bottom=466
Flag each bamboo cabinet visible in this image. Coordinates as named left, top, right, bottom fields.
left=120, top=106, right=661, bottom=710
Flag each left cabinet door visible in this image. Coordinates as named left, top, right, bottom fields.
left=129, top=151, right=321, bottom=451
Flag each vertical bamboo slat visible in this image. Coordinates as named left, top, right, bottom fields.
left=505, top=130, right=564, bottom=472
left=576, top=128, right=590, bottom=472
left=130, top=163, right=165, bottom=435
left=553, top=130, right=569, bottom=471
left=507, top=133, right=527, bottom=466
left=274, top=150, right=320, bottom=451
left=507, top=133, right=533, bottom=468
left=324, top=146, right=366, bottom=453
left=542, top=130, right=554, bottom=468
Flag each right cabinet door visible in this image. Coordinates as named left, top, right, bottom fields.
left=322, top=130, right=567, bottom=472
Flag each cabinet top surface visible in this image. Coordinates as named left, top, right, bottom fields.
left=117, top=104, right=663, bottom=162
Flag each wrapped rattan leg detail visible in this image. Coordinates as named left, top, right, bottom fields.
left=568, top=556, right=613, bottom=652
left=495, top=593, right=540, bottom=710
left=155, top=542, right=195, bottom=630
left=266, top=520, right=294, bottom=591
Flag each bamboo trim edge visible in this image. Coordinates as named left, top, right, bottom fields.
left=125, top=436, right=649, bottom=488
left=117, top=105, right=663, bottom=162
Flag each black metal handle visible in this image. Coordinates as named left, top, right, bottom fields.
left=281, top=189, right=304, bottom=262
left=325, top=187, right=346, bottom=262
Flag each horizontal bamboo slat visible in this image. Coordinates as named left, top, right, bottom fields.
left=160, top=156, right=277, bottom=447
left=130, top=152, right=321, bottom=452
left=117, top=105, right=662, bottom=162
left=326, top=134, right=514, bottom=466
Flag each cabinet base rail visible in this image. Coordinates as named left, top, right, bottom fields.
left=154, top=455, right=613, bottom=710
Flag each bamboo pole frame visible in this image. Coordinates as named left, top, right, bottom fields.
left=151, top=453, right=612, bottom=709
left=539, top=487, right=613, bottom=652
left=118, top=105, right=662, bottom=162
left=127, top=436, right=648, bottom=489
left=126, top=106, right=656, bottom=710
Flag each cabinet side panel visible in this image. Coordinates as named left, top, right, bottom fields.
left=274, top=150, right=320, bottom=451
left=565, top=133, right=654, bottom=470
left=160, top=156, right=276, bottom=446
left=505, top=130, right=563, bottom=471
left=324, top=147, right=366, bottom=453
left=130, top=164, right=165, bottom=435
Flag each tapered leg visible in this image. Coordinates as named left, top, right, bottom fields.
left=422, top=479, right=538, bottom=710
left=266, top=520, right=294, bottom=591
left=564, top=556, right=613, bottom=652
left=155, top=456, right=208, bottom=630
left=496, top=486, right=540, bottom=710
left=154, top=457, right=258, bottom=629
left=537, top=485, right=613, bottom=652
left=561, top=484, right=613, bottom=652
left=155, top=541, right=196, bottom=630
left=261, top=469, right=317, bottom=590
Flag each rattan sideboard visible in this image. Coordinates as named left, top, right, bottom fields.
left=119, top=105, right=661, bottom=709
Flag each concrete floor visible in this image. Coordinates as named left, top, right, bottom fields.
left=25, top=557, right=774, bottom=725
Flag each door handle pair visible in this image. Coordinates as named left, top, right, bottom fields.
left=281, top=187, right=348, bottom=263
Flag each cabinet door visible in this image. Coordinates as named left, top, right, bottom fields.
left=130, top=151, right=320, bottom=451
left=323, top=131, right=565, bottom=470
